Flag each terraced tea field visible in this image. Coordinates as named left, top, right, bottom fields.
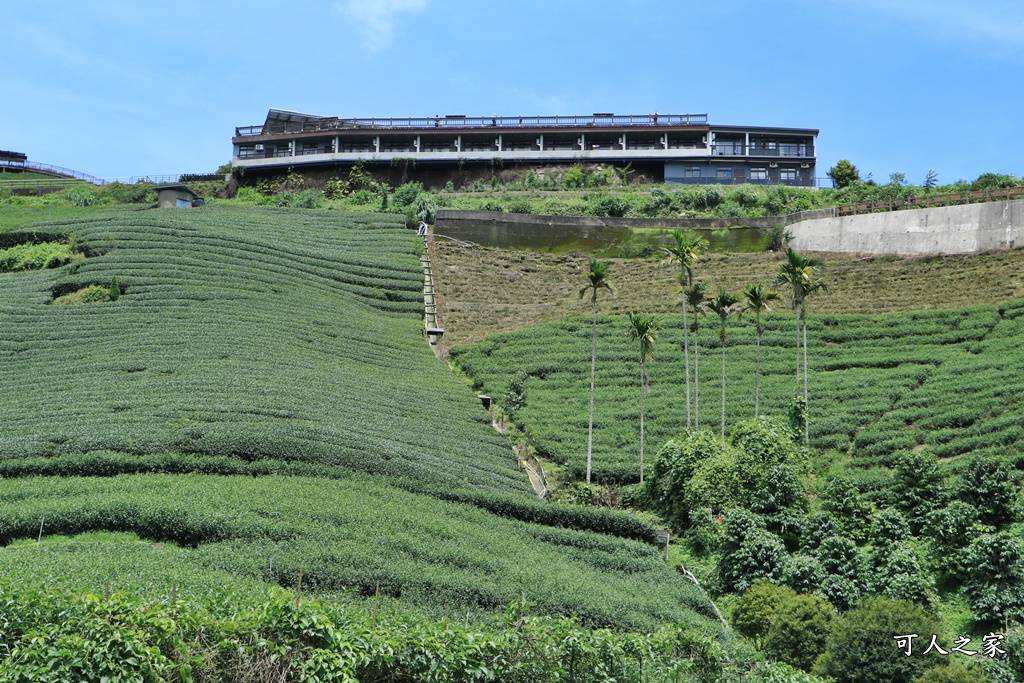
left=0, top=205, right=721, bottom=631
left=451, top=299, right=1024, bottom=482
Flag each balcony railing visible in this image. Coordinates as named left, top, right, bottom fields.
left=235, top=113, right=709, bottom=137
left=712, top=144, right=814, bottom=158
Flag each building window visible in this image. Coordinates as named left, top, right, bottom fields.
left=780, top=168, right=798, bottom=182
left=717, top=167, right=733, bottom=180
left=750, top=168, right=767, bottom=181
left=684, top=167, right=701, bottom=178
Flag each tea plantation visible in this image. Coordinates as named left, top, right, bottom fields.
left=451, top=298, right=1024, bottom=482
left=0, top=206, right=732, bottom=659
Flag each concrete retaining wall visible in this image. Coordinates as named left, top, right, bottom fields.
left=789, top=200, right=1023, bottom=254
left=436, top=208, right=834, bottom=231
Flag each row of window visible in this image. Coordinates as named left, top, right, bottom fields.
left=681, top=166, right=799, bottom=181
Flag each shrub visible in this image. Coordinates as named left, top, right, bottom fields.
left=761, top=224, right=793, bottom=252
left=870, top=508, right=910, bottom=545
left=962, top=532, right=1024, bottom=624
left=718, top=510, right=787, bottom=592
left=647, top=430, right=732, bottom=528
left=815, top=597, right=946, bottom=683
left=391, top=181, right=424, bottom=208
left=0, top=241, right=82, bottom=272
left=923, top=502, right=980, bottom=576
left=959, top=458, right=1018, bottom=527
left=733, top=579, right=795, bottom=640
left=52, top=284, right=111, bottom=305
left=763, top=593, right=834, bottom=672
left=782, top=554, right=825, bottom=594
left=505, top=198, right=533, bottom=214
left=109, top=276, right=120, bottom=301
left=890, top=450, right=948, bottom=530
left=65, top=182, right=98, bottom=207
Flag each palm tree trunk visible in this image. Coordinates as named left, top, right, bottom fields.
left=682, top=292, right=690, bottom=429
left=803, top=308, right=810, bottom=446
left=794, top=304, right=801, bottom=396
left=721, top=328, right=727, bottom=439
left=755, top=316, right=762, bottom=418
left=693, top=321, right=700, bottom=430
left=586, top=298, right=597, bottom=484
left=639, top=363, right=646, bottom=484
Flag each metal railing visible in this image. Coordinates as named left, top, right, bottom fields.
left=837, top=186, right=1024, bottom=216
left=711, top=144, right=814, bottom=158
left=235, top=113, right=709, bottom=137
left=0, top=159, right=106, bottom=184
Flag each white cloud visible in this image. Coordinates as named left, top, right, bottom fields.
left=336, top=0, right=430, bottom=52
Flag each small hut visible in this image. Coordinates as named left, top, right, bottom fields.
left=154, top=184, right=203, bottom=208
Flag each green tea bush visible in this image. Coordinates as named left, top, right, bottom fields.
left=0, top=240, right=82, bottom=272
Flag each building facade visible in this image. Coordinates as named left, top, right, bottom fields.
left=232, top=110, right=819, bottom=187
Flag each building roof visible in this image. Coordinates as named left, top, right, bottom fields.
left=153, top=184, right=199, bottom=197
left=264, top=109, right=329, bottom=127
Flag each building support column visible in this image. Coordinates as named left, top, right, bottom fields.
left=619, top=134, right=626, bottom=150
left=495, top=134, right=502, bottom=152
left=414, top=136, right=421, bottom=153
left=537, top=134, right=544, bottom=151
left=745, top=133, right=750, bottom=155
left=374, top=136, right=380, bottom=154
left=456, top=135, right=461, bottom=152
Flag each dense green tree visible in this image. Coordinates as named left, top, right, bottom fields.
left=923, top=501, right=980, bottom=576
left=763, top=593, right=835, bottom=672
left=647, top=430, right=731, bottom=528
left=959, top=458, right=1018, bottom=527
left=579, top=260, right=613, bottom=484
left=743, top=282, right=781, bottom=417
left=827, top=159, right=861, bottom=188
left=962, top=531, right=1024, bottom=624
left=707, top=290, right=742, bottom=438
left=821, top=478, right=873, bottom=543
left=870, top=508, right=911, bottom=545
left=867, top=542, right=935, bottom=606
left=719, top=510, right=787, bottom=591
left=891, top=450, right=948, bottom=531
left=816, top=597, right=945, bottom=683
left=661, top=230, right=707, bottom=429
left=626, top=312, right=658, bottom=484
left=733, top=579, right=796, bottom=640
left=782, top=554, right=825, bottom=594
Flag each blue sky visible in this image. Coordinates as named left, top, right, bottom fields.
left=3, top=0, right=1023, bottom=184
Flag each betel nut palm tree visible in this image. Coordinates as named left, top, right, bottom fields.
left=707, top=290, right=742, bottom=439
left=579, top=259, right=613, bottom=485
left=684, top=280, right=709, bottom=430
left=775, top=249, right=825, bottom=444
left=626, top=312, right=658, bottom=484
left=660, top=230, right=708, bottom=430
left=743, top=282, right=780, bottom=418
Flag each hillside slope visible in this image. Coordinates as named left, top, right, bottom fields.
left=451, top=300, right=1024, bottom=481
left=0, top=205, right=721, bottom=631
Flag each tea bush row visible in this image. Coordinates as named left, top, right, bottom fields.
left=0, top=205, right=532, bottom=496
left=451, top=300, right=1024, bottom=481
left=0, top=473, right=709, bottom=631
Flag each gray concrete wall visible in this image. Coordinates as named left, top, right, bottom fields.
left=789, top=200, right=1023, bottom=254
left=436, top=208, right=834, bottom=231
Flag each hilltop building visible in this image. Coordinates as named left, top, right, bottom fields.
left=231, top=109, right=819, bottom=187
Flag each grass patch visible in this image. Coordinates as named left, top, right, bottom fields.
left=6, top=530, right=144, bottom=548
